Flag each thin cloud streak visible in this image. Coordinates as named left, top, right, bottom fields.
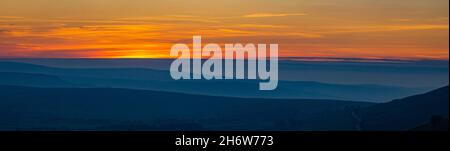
left=243, top=13, right=308, bottom=18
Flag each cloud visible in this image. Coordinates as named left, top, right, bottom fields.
left=117, top=15, right=220, bottom=23
left=286, top=32, right=323, bottom=38
left=390, top=18, right=413, bottom=22
left=238, top=24, right=289, bottom=29
left=323, top=24, right=449, bottom=34
left=242, top=13, right=307, bottom=18
left=0, top=16, right=24, bottom=19
left=0, top=13, right=447, bottom=59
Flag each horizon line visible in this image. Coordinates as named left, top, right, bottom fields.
left=0, top=57, right=448, bottom=63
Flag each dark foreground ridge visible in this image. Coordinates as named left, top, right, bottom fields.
left=0, top=85, right=447, bottom=131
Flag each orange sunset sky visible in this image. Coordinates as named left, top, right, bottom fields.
left=0, top=0, right=448, bottom=59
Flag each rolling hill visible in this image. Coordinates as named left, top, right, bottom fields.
left=0, top=85, right=374, bottom=130
left=299, top=86, right=449, bottom=131
left=0, top=85, right=447, bottom=131
left=0, top=61, right=429, bottom=102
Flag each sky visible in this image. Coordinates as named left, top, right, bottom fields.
left=0, top=0, right=448, bottom=59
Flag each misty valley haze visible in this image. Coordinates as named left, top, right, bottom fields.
left=0, top=59, right=448, bottom=131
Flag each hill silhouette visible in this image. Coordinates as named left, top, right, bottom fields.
left=0, top=61, right=429, bottom=102
left=411, top=117, right=448, bottom=131
left=0, top=85, right=447, bottom=130
left=0, top=72, right=75, bottom=87
left=0, top=85, right=372, bottom=130
left=300, top=86, right=449, bottom=131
